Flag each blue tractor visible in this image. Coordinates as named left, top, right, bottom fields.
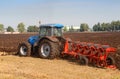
left=18, top=24, right=67, bottom=59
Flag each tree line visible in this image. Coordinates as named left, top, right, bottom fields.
left=63, top=20, right=120, bottom=32
left=0, top=22, right=39, bottom=33
left=0, top=20, right=120, bottom=33
left=93, top=20, right=120, bottom=31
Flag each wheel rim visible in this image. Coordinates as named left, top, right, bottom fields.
left=41, top=43, right=50, bottom=57
left=20, top=46, right=27, bottom=56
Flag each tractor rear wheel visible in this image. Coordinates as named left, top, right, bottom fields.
left=18, top=42, right=31, bottom=56
left=38, top=39, right=60, bottom=59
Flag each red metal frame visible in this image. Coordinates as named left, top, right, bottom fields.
left=62, top=40, right=116, bottom=69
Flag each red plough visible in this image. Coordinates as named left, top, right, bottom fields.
left=62, top=40, right=117, bottom=69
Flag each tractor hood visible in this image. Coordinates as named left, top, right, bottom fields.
left=28, top=35, right=39, bottom=45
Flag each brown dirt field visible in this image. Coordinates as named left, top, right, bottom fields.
left=0, top=55, right=120, bottom=79
left=0, top=32, right=120, bottom=79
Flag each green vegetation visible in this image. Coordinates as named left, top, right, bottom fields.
left=0, top=24, right=4, bottom=32
left=80, top=23, right=89, bottom=32
left=69, top=26, right=74, bottom=32
left=93, top=20, right=120, bottom=31
left=0, top=20, right=120, bottom=33
left=7, top=26, right=14, bottom=32
left=63, top=26, right=68, bottom=32
left=17, top=22, right=25, bottom=33
left=27, top=25, right=39, bottom=32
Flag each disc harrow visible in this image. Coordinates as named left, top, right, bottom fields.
left=62, top=40, right=116, bottom=69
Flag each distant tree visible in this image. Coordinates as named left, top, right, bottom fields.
left=118, top=21, right=120, bottom=30
left=111, top=21, right=116, bottom=31
left=27, top=25, right=39, bottom=32
left=116, top=20, right=120, bottom=30
left=101, top=23, right=106, bottom=31
left=7, top=26, right=14, bottom=32
left=63, top=26, right=68, bottom=32
left=93, top=24, right=98, bottom=31
left=105, top=23, right=111, bottom=31
left=111, top=20, right=120, bottom=31
left=17, top=22, right=25, bottom=33
left=80, top=23, right=89, bottom=32
left=97, top=22, right=101, bottom=31
left=0, top=24, right=4, bottom=32
left=69, top=25, right=74, bottom=32
left=93, top=22, right=101, bottom=31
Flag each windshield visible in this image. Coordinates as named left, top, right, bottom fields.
left=53, top=28, right=62, bottom=36
left=39, top=27, right=51, bottom=36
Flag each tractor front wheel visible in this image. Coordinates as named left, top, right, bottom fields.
left=18, top=42, right=31, bottom=56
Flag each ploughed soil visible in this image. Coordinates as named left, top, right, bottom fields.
left=0, top=32, right=120, bottom=79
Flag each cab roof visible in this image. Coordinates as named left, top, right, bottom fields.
left=40, top=24, right=64, bottom=28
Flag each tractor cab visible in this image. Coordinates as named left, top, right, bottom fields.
left=28, top=24, right=64, bottom=46
left=39, top=24, right=64, bottom=37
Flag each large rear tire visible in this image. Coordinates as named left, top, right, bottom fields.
left=38, top=39, right=60, bottom=59
left=18, top=42, right=31, bottom=56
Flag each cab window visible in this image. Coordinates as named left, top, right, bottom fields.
left=53, top=28, right=62, bottom=36
left=40, top=27, right=51, bottom=36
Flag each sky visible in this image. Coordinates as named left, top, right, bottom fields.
left=0, top=0, right=120, bottom=29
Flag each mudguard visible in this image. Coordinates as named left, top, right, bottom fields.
left=39, top=36, right=59, bottom=43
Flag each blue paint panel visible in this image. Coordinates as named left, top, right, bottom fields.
left=28, top=35, right=39, bottom=45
